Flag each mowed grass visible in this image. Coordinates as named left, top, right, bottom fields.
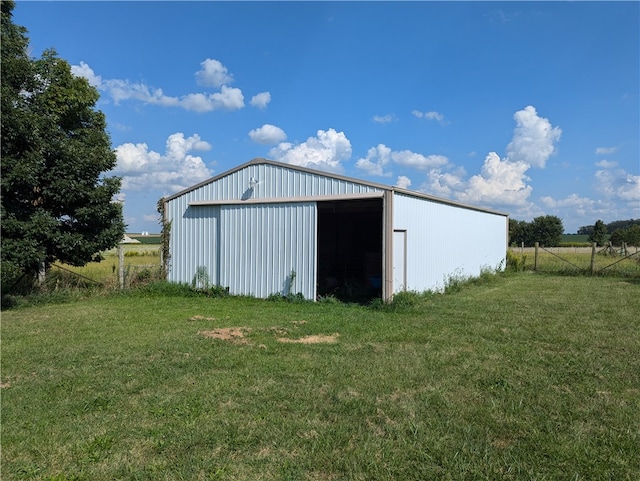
left=2, top=273, right=639, bottom=480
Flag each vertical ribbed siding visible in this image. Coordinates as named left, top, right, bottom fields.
left=218, top=202, right=316, bottom=299
left=392, top=193, right=507, bottom=292
left=187, top=163, right=382, bottom=201
left=165, top=162, right=381, bottom=294
left=167, top=201, right=219, bottom=286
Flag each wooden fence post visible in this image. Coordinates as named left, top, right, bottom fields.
left=590, top=242, right=597, bottom=275
left=534, top=242, right=539, bottom=271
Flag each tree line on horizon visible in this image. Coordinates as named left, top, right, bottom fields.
left=577, top=219, right=640, bottom=236
left=579, top=219, right=640, bottom=247
left=509, top=217, right=640, bottom=248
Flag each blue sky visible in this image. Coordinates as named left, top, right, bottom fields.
left=14, top=1, right=639, bottom=234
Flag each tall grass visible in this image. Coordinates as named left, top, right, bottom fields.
left=508, top=247, right=640, bottom=277
left=2, top=273, right=639, bottom=480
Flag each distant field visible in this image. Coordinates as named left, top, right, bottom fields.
left=55, top=244, right=162, bottom=288
left=508, top=245, right=640, bottom=276
left=561, top=233, right=590, bottom=244
left=2, top=273, right=639, bottom=480
left=126, top=234, right=161, bottom=245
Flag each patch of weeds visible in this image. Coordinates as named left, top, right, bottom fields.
left=196, top=284, right=230, bottom=298
left=317, top=294, right=341, bottom=304
left=506, top=250, right=527, bottom=272
left=376, top=290, right=434, bottom=311
left=443, top=271, right=467, bottom=294
left=443, top=267, right=502, bottom=293
left=130, top=267, right=163, bottom=287
left=192, top=265, right=210, bottom=290
left=468, top=265, right=500, bottom=287
left=368, top=297, right=386, bottom=310
left=392, top=290, right=425, bottom=309
left=268, top=292, right=308, bottom=303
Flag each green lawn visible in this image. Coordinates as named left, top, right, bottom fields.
left=2, top=273, right=639, bottom=480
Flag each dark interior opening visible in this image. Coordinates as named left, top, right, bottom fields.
left=317, top=198, right=383, bottom=303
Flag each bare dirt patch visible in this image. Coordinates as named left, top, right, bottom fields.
left=277, top=333, right=339, bottom=344
left=199, top=327, right=251, bottom=344
left=189, top=315, right=217, bottom=321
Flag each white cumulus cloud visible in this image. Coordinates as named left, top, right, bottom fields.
left=456, top=152, right=532, bottom=206
left=355, top=144, right=393, bottom=177
left=356, top=144, right=449, bottom=177
left=438, top=106, right=561, bottom=209
left=249, top=124, right=287, bottom=145
left=505, top=105, right=562, bottom=168
left=393, top=151, right=449, bottom=171
left=72, top=60, right=246, bottom=112
left=71, top=61, right=102, bottom=88
left=422, top=167, right=467, bottom=198
left=540, top=193, right=594, bottom=210
left=250, top=92, right=271, bottom=109
left=395, top=175, right=412, bottom=189
left=268, top=129, right=352, bottom=173
left=114, top=133, right=213, bottom=193
left=595, top=168, right=640, bottom=202
left=195, top=58, right=233, bottom=88
left=209, top=85, right=244, bottom=110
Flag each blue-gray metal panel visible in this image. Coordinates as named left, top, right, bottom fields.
left=167, top=202, right=219, bottom=286
left=167, top=163, right=383, bottom=206
left=218, top=202, right=317, bottom=299
left=392, top=193, right=507, bottom=292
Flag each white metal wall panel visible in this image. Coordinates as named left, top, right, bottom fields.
left=218, top=202, right=317, bottom=299
left=393, top=193, right=507, bottom=293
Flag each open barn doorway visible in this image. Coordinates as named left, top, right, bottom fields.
left=316, top=198, right=383, bottom=302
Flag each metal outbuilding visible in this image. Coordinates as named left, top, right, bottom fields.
left=161, top=158, right=508, bottom=301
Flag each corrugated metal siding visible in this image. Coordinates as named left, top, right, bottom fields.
left=167, top=203, right=219, bottom=286
left=165, top=162, right=382, bottom=295
left=181, top=163, right=382, bottom=202
left=393, top=193, right=507, bottom=292
left=219, top=202, right=316, bottom=299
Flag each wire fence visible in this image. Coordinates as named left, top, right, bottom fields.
left=49, top=244, right=163, bottom=290
left=508, top=242, right=640, bottom=277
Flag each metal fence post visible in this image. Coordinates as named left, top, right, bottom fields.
left=118, top=244, right=125, bottom=290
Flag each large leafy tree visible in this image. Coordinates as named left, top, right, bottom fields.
left=1, top=1, right=125, bottom=292
left=509, top=215, right=564, bottom=247
left=509, top=218, right=531, bottom=246
left=529, top=215, right=564, bottom=247
left=588, top=219, right=608, bottom=246
left=610, top=225, right=640, bottom=247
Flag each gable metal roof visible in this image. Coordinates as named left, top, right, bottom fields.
left=164, top=157, right=508, bottom=217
